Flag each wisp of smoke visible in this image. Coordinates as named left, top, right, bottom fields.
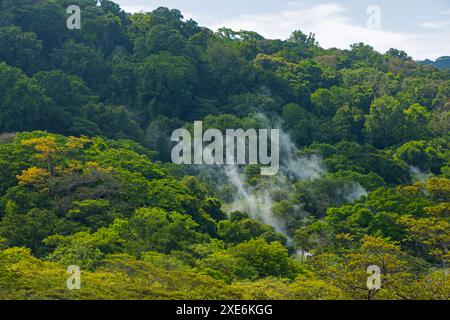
left=279, top=130, right=324, bottom=181
left=225, top=165, right=287, bottom=235
left=198, top=112, right=369, bottom=249
left=410, top=166, right=432, bottom=183
left=343, top=183, right=368, bottom=202
left=221, top=124, right=325, bottom=240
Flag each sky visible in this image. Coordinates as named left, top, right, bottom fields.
left=114, top=0, right=450, bottom=60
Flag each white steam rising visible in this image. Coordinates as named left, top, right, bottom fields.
left=222, top=127, right=325, bottom=239
left=343, top=183, right=368, bottom=202
left=410, top=166, right=432, bottom=183
left=225, top=165, right=286, bottom=235
left=280, top=130, right=324, bottom=181
left=198, top=112, right=370, bottom=249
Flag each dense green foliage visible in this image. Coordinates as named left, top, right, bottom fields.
left=0, top=1, right=449, bottom=300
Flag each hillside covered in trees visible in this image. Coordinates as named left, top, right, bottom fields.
left=419, top=56, right=450, bottom=70
left=0, top=0, right=449, bottom=300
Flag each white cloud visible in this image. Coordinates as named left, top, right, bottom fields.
left=118, top=5, right=148, bottom=13
left=420, top=21, right=450, bottom=29
left=211, top=3, right=450, bottom=60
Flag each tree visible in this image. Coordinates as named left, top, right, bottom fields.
left=0, top=62, right=22, bottom=98
left=311, top=87, right=350, bottom=117
left=332, top=105, right=365, bottom=142
left=136, top=53, right=197, bottom=120
left=348, top=43, right=386, bottom=70
left=0, top=207, right=58, bottom=256
left=52, top=40, right=111, bottom=92
left=135, top=24, right=186, bottom=58
left=398, top=215, right=449, bottom=266
left=230, top=238, right=297, bottom=279
left=394, top=140, right=445, bottom=174
left=289, top=30, right=317, bottom=47
left=402, top=103, right=432, bottom=141
left=78, top=5, right=130, bottom=56
left=198, top=251, right=258, bottom=282
left=205, top=41, right=244, bottom=99
left=282, top=103, right=317, bottom=146
left=0, top=26, right=42, bottom=74
left=364, top=95, right=404, bottom=148
left=397, top=77, right=438, bottom=109
left=0, top=77, right=57, bottom=133
left=312, top=236, right=413, bottom=300
left=386, top=48, right=410, bottom=61
left=66, top=199, right=118, bottom=232
left=80, top=104, right=146, bottom=142
left=33, top=70, right=95, bottom=130
left=20, top=136, right=59, bottom=178
left=111, top=207, right=207, bottom=255
left=430, top=109, right=450, bottom=136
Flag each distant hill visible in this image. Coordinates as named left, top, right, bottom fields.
left=418, top=56, right=450, bottom=69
